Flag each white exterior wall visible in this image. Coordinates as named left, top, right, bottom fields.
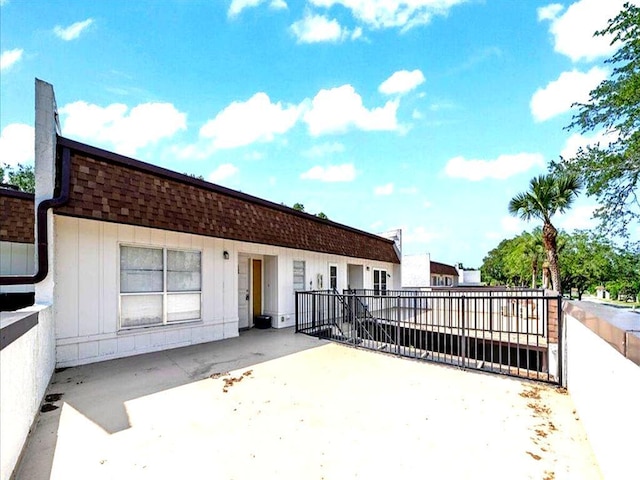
left=54, top=216, right=399, bottom=366
left=458, top=268, right=482, bottom=286
left=401, top=254, right=431, bottom=288
left=0, top=305, right=55, bottom=480
left=0, top=241, right=35, bottom=294
left=564, top=313, right=640, bottom=480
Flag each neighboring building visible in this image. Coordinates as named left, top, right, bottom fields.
left=430, top=261, right=459, bottom=287
left=456, top=263, right=483, bottom=286
left=13, top=80, right=401, bottom=367
left=0, top=187, right=35, bottom=309
left=401, top=254, right=459, bottom=288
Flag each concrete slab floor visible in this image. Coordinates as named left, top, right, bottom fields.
left=15, top=328, right=601, bottom=480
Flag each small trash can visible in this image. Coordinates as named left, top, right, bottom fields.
left=254, top=315, right=272, bottom=329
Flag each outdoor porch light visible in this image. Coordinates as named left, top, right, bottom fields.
left=223, top=251, right=229, bottom=260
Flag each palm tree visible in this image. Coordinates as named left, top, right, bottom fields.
left=508, top=173, right=582, bottom=294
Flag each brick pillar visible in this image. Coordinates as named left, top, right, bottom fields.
left=547, top=297, right=559, bottom=344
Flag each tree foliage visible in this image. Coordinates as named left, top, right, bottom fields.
left=554, top=2, right=640, bottom=238
left=482, top=229, right=639, bottom=300
left=508, top=172, right=582, bottom=294
left=291, top=202, right=329, bottom=220
left=0, top=163, right=35, bottom=193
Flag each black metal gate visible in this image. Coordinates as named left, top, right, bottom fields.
left=296, top=289, right=562, bottom=384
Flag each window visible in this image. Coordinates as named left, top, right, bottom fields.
left=445, top=277, right=452, bottom=287
left=431, top=275, right=437, bottom=286
left=329, top=265, right=338, bottom=290
left=120, top=245, right=201, bottom=329
left=293, top=260, right=306, bottom=291
left=373, top=268, right=387, bottom=296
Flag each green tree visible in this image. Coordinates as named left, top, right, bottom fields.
left=316, top=212, right=328, bottom=220
left=1, top=163, right=35, bottom=193
left=508, top=173, right=582, bottom=294
left=521, top=228, right=545, bottom=288
left=481, top=236, right=521, bottom=286
left=293, top=203, right=305, bottom=212
left=554, top=2, right=640, bottom=238
left=606, top=247, right=640, bottom=301
left=560, top=231, right=616, bottom=299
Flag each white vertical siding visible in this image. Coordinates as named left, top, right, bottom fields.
left=53, top=216, right=400, bottom=366
left=0, top=241, right=35, bottom=294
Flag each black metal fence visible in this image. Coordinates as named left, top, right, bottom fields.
left=295, top=289, right=562, bottom=383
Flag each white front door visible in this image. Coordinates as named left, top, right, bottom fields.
left=238, top=254, right=250, bottom=329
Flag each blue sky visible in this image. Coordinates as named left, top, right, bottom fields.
left=1, top=0, right=635, bottom=267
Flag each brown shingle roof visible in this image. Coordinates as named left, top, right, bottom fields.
left=54, top=137, right=400, bottom=264
left=430, top=261, right=458, bottom=276
left=0, top=188, right=34, bottom=243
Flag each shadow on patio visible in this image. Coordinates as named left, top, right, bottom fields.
left=16, top=327, right=600, bottom=480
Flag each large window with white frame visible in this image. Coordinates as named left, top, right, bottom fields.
left=373, top=268, right=387, bottom=296
left=119, top=245, right=201, bottom=329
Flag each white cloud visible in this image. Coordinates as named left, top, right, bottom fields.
left=209, top=163, right=239, bottom=183
left=290, top=13, right=348, bottom=43
left=558, top=205, right=597, bottom=231
left=228, top=0, right=286, bottom=16
left=444, top=153, right=545, bottom=181
left=530, top=67, right=607, bottom=122
left=374, top=182, right=394, bottom=195
left=0, top=123, right=34, bottom=167
left=304, top=84, right=399, bottom=136
left=244, top=151, right=264, bottom=160
left=228, top=0, right=263, bottom=16
left=1, top=48, right=23, bottom=71
left=300, top=163, right=356, bottom=182
left=485, top=216, right=529, bottom=240
left=412, top=109, right=423, bottom=120
left=423, top=200, right=433, bottom=208
left=539, top=0, right=629, bottom=62
left=60, top=101, right=187, bottom=156
left=200, top=92, right=301, bottom=149
left=303, top=141, right=345, bottom=157
left=309, top=0, right=467, bottom=31
left=399, top=186, right=418, bottom=194
left=270, top=0, right=287, bottom=10
left=537, top=3, right=563, bottom=21
left=403, top=226, right=439, bottom=244
left=379, top=69, right=425, bottom=95
left=560, top=130, right=619, bottom=159
left=54, top=18, right=94, bottom=41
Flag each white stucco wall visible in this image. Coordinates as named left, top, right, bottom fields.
left=564, top=313, right=640, bottom=480
left=0, top=241, right=35, bottom=294
left=401, top=254, right=431, bottom=288
left=0, top=304, right=55, bottom=480
left=53, top=215, right=399, bottom=366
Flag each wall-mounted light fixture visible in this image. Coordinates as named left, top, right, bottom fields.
left=223, top=251, right=229, bottom=260
left=366, top=266, right=370, bottom=271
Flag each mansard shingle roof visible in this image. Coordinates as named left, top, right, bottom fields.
left=0, top=188, right=34, bottom=244
left=53, top=136, right=400, bottom=264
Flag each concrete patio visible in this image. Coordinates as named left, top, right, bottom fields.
left=15, top=327, right=600, bottom=480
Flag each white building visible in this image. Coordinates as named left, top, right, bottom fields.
left=6, top=80, right=401, bottom=367
left=401, top=253, right=459, bottom=288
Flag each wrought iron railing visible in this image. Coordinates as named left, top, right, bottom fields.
left=296, top=289, right=562, bottom=384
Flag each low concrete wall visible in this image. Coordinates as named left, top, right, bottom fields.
left=563, top=301, right=640, bottom=480
left=0, top=304, right=55, bottom=480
